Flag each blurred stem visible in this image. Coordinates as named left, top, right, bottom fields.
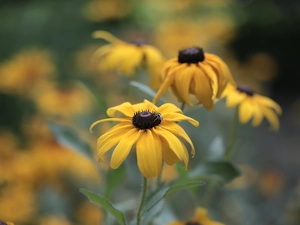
left=202, top=179, right=218, bottom=207
left=223, top=107, right=239, bottom=161
left=137, top=176, right=148, bottom=225
left=180, top=102, right=186, bottom=111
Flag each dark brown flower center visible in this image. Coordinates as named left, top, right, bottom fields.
left=178, top=47, right=205, bottom=64
left=185, top=222, right=202, bottom=225
left=236, top=84, right=254, bottom=96
left=132, top=111, right=162, bottom=130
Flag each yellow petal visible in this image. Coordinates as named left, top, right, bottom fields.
left=251, top=101, right=264, bottom=127
left=107, top=102, right=135, bottom=117
left=193, top=70, right=214, bottom=110
left=153, top=72, right=175, bottom=104
left=260, top=106, right=280, bottom=131
left=158, top=103, right=183, bottom=115
left=144, top=45, right=165, bottom=89
left=225, top=91, right=247, bottom=108
left=118, top=46, right=144, bottom=74
left=161, top=138, right=180, bottom=166
left=193, top=207, right=225, bottom=225
left=90, top=118, right=130, bottom=132
left=238, top=99, right=254, bottom=124
left=174, top=65, right=194, bottom=104
left=110, top=128, right=140, bottom=169
left=200, top=63, right=219, bottom=98
left=134, top=99, right=158, bottom=112
left=136, top=130, right=162, bottom=178
left=92, top=30, right=125, bottom=44
left=159, top=121, right=196, bottom=156
left=97, top=123, right=133, bottom=162
left=154, top=127, right=188, bottom=165
left=255, top=95, right=282, bottom=115
left=163, top=113, right=199, bottom=127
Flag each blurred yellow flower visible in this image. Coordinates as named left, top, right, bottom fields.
left=91, top=30, right=165, bottom=89
left=0, top=48, right=55, bottom=95
left=168, top=207, right=225, bottom=225
left=222, top=83, right=282, bottom=131
left=90, top=99, right=199, bottom=178
left=153, top=47, right=235, bottom=110
left=83, top=0, right=132, bottom=22
left=34, top=81, right=93, bottom=117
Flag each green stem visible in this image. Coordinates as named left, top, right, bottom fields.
left=137, top=177, right=148, bottom=225
left=223, top=107, right=239, bottom=161
left=202, top=179, right=218, bottom=207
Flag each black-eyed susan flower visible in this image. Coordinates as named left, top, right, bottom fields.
left=167, top=207, right=225, bottom=225
left=91, top=31, right=166, bottom=89
left=222, top=83, right=282, bottom=131
left=153, top=47, right=235, bottom=110
left=90, top=99, right=199, bottom=178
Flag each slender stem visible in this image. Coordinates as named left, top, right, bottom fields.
left=180, top=102, right=186, bottom=111
left=202, top=179, right=218, bottom=207
left=137, top=177, right=148, bottom=225
left=223, top=107, right=239, bottom=161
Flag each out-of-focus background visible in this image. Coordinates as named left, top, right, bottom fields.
left=0, top=0, right=299, bottom=225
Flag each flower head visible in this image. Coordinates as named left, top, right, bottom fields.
left=90, top=99, right=199, bottom=178
left=168, top=207, right=225, bottom=225
left=91, top=31, right=165, bottom=89
left=153, top=47, right=235, bottom=110
left=222, top=83, right=282, bottom=131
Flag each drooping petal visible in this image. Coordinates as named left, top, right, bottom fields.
left=193, top=69, right=214, bottom=110
left=173, top=65, right=195, bottom=104
left=136, top=130, right=162, bottom=178
left=251, top=101, right=264, bottom=127
left=160, top=138, right=180, bottom=166
left=200, top=63, right=219, bottom=98
left=107, top=102, right=135, bottom=117
left=154, top=127, right=188, bottom=165
left=163, top=113, right=199, bottom=127
left=97, top=123, right=133, bottom=162
left=255, top=95, right=282, bottom=115
left=260, top=106, right=280, bottom=131
left=238, top=99, right=254, bottom=124
left=159, top=121, right=196, bottom=156
left=153, top=72, right=176, bottom=104
left=110, top=128, right=140, bottom=169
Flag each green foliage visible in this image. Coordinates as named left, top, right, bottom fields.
left=141, top=180, right=205, bottom=216
left=189, top=161, right=241, bottom=184
left=48, top=121, right=95, bottom=162
left=80, top=188, right=127, bottom=225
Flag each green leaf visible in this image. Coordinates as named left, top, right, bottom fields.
left=48, top=121, right=95, bottom=162
left=105, top=165, right=126, bottom=198
left=80, top=188, right=127, bottom=225
left=189, top=161, right=241, bottom=184
left=129, top=81, right=166, bottom=104
left=141, top=180, right=204, bottom=215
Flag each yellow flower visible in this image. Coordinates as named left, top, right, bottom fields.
left=222, top=83, right=282, bottom=131
left=0, top=48, right=55, bottom=95
left=168, top=207, right=225, bottom=225
left=153, top=47, right=235, bottom=110
left=91, top=30, right=166, bottom=89
left=90, top=99, right=199, bottom=178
